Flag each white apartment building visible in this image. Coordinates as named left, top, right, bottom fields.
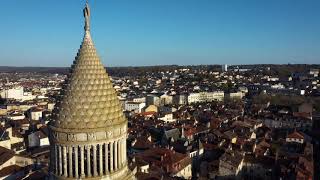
left=133, top=97, right=146, bottom=103
left=174, top=163, right=192, bottom=179
left=29, top=108, right=43, bottom=121
left=21, top=92, right=36, bottom=101
left=0, top=127, right=24, bottom=151
left=0, top=86, right=24, bottom=100
left=173, top=94, right=188, bottom=105
left=222, top=64, right=228, bottom=72
left=188, top=91, right=224, bottom=104
left=7, top=111, right=25, bottom=121
left=227, top=91, right=245, bottom=99
left=159, top=113, right=175, bottom=123
left=160, top=94, right=173, bottom=105
left=124, top=101, right=146, bottom=113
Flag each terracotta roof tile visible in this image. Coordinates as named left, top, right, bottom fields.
left=287, top=131, right=304, bottom=139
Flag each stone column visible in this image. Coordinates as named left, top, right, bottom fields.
left=123, top=137, right=127, bottom=164
left=117, top=140, right=121, bottom=168
left=87, top=145, right=92, bottom=177
left=74, top=146, right=79, bottom=178
left=93, top=145, right=98, bottom=176
left=99, top=144, right=103, bottom=175
left=118, top=139, right=121, bottom=168
left=59, top=145, right=62, bottom=176
left=80, top=145, right=85, bottom=178
left=121, top=138, right=124, bottom=165
left=105, top=143, right=109, bottom=174
left=120, top=138, right=124, bottom=165
left=114, top=140, right=118, bottom=170
left=123, top=137, right=126, bottom=164
left=68, top=146, right=73, bottom=178
left=110, top=141, right=114, bottom=172
left=63, top=146, right=68, bottom=177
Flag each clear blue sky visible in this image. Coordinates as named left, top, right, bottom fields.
left=0, top=0, right=319, bottom=67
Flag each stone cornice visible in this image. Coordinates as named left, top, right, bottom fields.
left=49, top=120, right=127, bottom=133
left=49, top=122, right=127, bottom=145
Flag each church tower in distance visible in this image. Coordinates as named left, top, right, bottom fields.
left=48, top=1, right=136, bottom=179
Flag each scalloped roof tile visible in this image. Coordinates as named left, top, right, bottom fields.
left=52, top=32, right=126, bottom=129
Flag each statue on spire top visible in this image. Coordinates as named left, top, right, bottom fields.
left=83, top=1, right=90, bottom=32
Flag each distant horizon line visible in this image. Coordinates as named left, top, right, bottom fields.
left=0, top=63, right=319, bottom=68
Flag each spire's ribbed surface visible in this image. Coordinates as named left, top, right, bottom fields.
left=52, top=31, right=125, bottom=129
left=49, top=3, right=135, bottom=179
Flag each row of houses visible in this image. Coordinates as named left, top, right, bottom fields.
left=123, top=90, right=246, bottom=113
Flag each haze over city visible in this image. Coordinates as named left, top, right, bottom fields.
left=1, top=0, right=320, bottom=67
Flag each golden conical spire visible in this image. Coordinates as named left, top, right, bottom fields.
left=51, top=1, right=126, bottom=130
left=49, top=3, right=135, bottom=179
